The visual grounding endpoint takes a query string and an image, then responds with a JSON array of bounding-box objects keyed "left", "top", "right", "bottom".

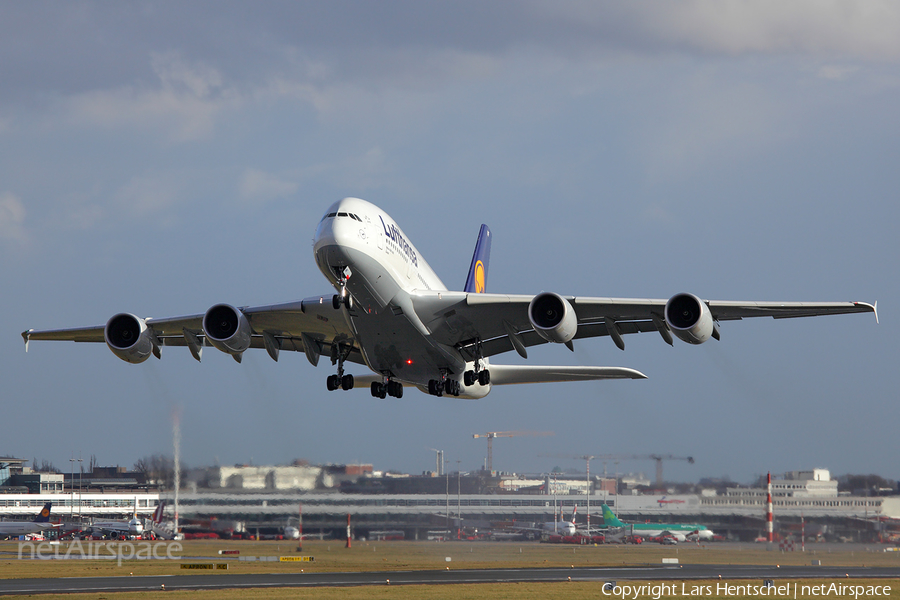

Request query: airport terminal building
[{"left": 2, "top": 464, "right": 897, "bottom": 542}]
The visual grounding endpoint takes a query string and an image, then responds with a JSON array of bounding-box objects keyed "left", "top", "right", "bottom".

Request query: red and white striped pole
[
  {"left": 766, "top": 472, "right": 773, "bottom": 543},
  {"left": 345, "top": 513, "right": 352, "bottom": 548}
]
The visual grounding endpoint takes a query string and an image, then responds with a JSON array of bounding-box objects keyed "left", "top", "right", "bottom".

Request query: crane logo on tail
[{"left": 474, "top": 260, "right": 486, "bottom": 293}]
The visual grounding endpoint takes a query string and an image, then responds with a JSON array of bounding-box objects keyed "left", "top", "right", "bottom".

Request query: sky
[{"left": 1, "top": 1, "right": 896, "bottom": 486}]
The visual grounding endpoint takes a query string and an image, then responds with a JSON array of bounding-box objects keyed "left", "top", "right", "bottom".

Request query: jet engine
[
  {"left": 528, "top": 292, "right": 577, "bottom": 344},
  {"left": 203, "top": 304, "right": 252, "bottom": 355},
  {"left": 664, "top": 293, "right": 714, "bottom": 344},
  {"left": 105, "top": 313, "right": 154, "bottom": 364}
]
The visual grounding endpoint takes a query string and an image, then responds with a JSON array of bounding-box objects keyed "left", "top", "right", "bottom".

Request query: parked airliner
[
  {"left": 22, "top": 197, "right": 877, "bottom": 399},
  {"left": 601, "top": 503, "right": 713, "bottom": 541},
  {"left": 0, "top": 503, "right": 59, "bottom": 538}
]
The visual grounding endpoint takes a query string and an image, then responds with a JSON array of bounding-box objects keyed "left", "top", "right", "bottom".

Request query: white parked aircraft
[
  {"left": 22, "top": 197, "right": 877, "bottom": 399},
  {"left": 85, "top": 517, "right": 144, "bottom": 540},
  {"left": 0, "top": 503, "right": 59, "bottom": 537}
]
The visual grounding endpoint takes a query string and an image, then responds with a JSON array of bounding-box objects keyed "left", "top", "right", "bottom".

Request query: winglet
[
  {"left": 464, "top": 224, "right": 491, "bottom": 294},
  {"left": 855, "top": 301, "right": 878, "bottom": 324},
  {"left": 22, "top": 330, "right": 32, "bottom": 352}
]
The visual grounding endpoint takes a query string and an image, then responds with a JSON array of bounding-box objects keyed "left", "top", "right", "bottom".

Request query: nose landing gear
[{"left": 332, "top": 267, "right": 354, "bottom": 310}]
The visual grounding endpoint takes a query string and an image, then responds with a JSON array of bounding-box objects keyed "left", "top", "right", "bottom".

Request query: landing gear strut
[
  {"left": 326, "top": 343, "right": 354, "bottom": 391},
  {"left": 463, "top": 339, "right": 490, "bottom": 386}
]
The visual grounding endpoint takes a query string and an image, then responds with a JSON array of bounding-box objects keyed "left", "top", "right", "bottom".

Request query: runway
[{"left": 1, "top": 564, "right": 899, "bottom": 595}]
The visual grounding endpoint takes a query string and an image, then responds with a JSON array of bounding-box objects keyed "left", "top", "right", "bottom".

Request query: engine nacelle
[
  {"left": 665, "top": 293, "right": 714, "bottom": 345},
  {"left": 105, "top": 313, "right": 153, "bottom": 364},
  {"left": 203, "top": 304, "right": 252, "bottom": 355},
  {"left": 528, "top": 292, "right": 577, "bottom": 344}
]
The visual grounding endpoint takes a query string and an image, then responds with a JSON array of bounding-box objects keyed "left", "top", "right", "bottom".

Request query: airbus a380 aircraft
[{"left": 22, "top": 197, "right": 876, "bottom": 399}]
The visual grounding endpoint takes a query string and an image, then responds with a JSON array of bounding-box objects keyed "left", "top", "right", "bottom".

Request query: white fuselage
[
  {"left": 0, "top": 522, "right": 56, "bottom": 536},
  {"left": 313, "top": 197, "right": 489, "bottom": 398},
  {"left": 630, "top": 526, "right": 713, "bottom": 541},
  {"left": 542, "top": 521, "right": 577, "bottom": 536},
  {"left": 89, "top": 518, "right": 143, "bottom": 537}
]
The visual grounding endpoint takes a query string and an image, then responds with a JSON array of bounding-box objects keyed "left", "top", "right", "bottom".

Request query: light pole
[
  {"left": 69, "top": 456, "right": 76, "bottom": 519},
  {"left": 444, "top": 459, "right": 450, "bottom": 539},
  {"left": 456, "top": 460, "right": 461, "bottom": 540},
  {"left": 77, "top": 455, "right": 83, "bottom": 520},
  {"left": 585, "top": 455, "right": 593, "bottom": 533}
]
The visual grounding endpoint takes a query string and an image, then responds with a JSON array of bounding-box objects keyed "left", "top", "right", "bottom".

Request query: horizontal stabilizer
[{"left": 487, "top": 364, "right": 647, "bottom": 385}]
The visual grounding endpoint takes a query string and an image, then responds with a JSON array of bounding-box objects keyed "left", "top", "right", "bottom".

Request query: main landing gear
[
  {"left": 427, "top": 376, "right": 462, "bottom": 397},
  {"left": 463, "top": 369, "right": 490, "bottom": 386},
  {"left": 462, "top": 339, "right": 490, "bottom": 386},
  {"left": 327, "top": 373, "right": 354, "bottom": 391},
  {"left": 371, "top": 379, "right": 403, "bottom": 399},
  {"left": 326, "top": 342, "right": 354, "bottom": 391}
]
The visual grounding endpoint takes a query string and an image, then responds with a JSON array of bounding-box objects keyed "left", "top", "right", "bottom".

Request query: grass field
[
  {"left": 1, "top": 540, "right": 899, "bottom": 599},
  {"left": 1, "top": 579, "right": 899, "bottom": 600}
]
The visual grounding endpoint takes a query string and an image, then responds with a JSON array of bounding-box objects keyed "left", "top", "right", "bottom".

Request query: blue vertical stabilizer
[
  {"left": 33, "top": 503, "right": 52, "bottom": 523},
  {"left": 464, "top": 224, "right": 491, "bottom": 294}
]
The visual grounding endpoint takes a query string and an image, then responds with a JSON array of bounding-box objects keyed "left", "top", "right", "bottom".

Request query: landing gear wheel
[
  {"left": 464, "top": 370, "right": 476, "bottom": 386},
  {"left": 443, "top": 379, "right": 461, "bottom": 396},
  {"left": 478, "top": 370, "right": 491, "bottom": 385},
  {"left": 333, "top": 287, "right": 354, "bottom": 310},
  {"left": 388, "top": 380, "right": 403, "bottom": 398},
  {"left": 371, "top": 382, "right": 386, "bottom": 398},
  {"left": 428, "top": 380, "right": 444, "bottom": 397},
  {"left": 327, "top": 374, "right": 340, "bottom": 391},
  {"left": 341, "top": 374, "right": 354, "bottom": 390}
]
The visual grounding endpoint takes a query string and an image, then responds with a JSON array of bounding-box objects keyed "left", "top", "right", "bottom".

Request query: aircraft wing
[
  {"left": 488, "top": 365, "right": 646, "bottom": 384},
  {"left": 22, "top": 296, "right": 364, "bottom": 366},
  {"left": 412, "top": 292, "right": 877, "bottom": 360}
]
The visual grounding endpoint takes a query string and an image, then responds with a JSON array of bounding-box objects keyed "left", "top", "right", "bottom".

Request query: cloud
[
  {"left": 818, "top": 65, "right": 860, "bottom": 80},
  {"left": 239, "top": 169, "right": 299, "bottom": 203},
  {"left": 524, "top": 1, "right": 900, "bottom": 61},
  {"left": 114, "top": 174, "right": 180, "bottom": 218},
  {"left": 63, "top": 52, "right": 241, "bottom": 142},
  {"left": 0, "top": 191, "right": 28, "bottom": 244}
]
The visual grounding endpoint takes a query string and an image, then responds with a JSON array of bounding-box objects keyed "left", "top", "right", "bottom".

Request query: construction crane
[
  {"left": 592, "top": 454, "right": 695, "bottom": 487},
  {"left": 473, "top": 431, "right": 553, "bottom": 473}
]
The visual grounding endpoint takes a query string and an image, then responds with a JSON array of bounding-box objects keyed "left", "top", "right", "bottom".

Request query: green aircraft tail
[{"left": 601, "top": 504, "right": 626, "bottom": 527}]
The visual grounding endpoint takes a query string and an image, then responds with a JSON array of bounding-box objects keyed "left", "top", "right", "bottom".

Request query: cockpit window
[{"left": 321, "top": 211, "right": 362, "bottom": 222}]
